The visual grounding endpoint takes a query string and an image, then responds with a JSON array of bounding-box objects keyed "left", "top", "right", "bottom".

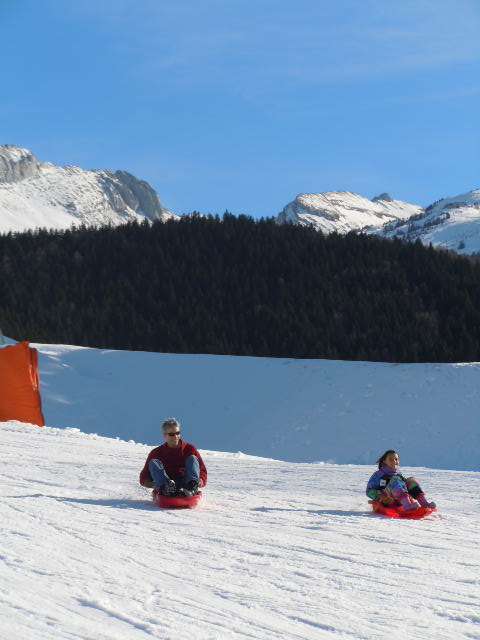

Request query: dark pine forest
[{"left": 2, "top": 214, "right": 480, "bottom": 363}]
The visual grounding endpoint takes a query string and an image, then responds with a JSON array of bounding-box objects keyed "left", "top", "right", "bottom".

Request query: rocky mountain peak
[
  {"left": 112, "top": 170, "right": 167, "bottom": 221},
  {"left": 372, "top": 192, "right": 393, "bottom": 203},
  {"left": 0, "top": 145, "right": 41, "bottom": 184},
  {"left": 277, "top": 191, "right": 421, "bottom": 235},
  {"left": 0, "top": 145, "right": 176, "bottom": 233}
]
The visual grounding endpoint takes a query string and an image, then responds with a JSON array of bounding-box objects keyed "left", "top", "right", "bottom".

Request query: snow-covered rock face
[
  {"left": 381, "top": 189, "right": 480, "bottom": 255},
  {"left": 0, "top": 145, "right": 177, "bottom": 233},
  {"left": 277, "top": 191, "right": 422, "bottom": 234},
  {"left": 112, "top": 170, "right": 167, "bottom": 221},
  {"left": 0, "top": 145, "right": 40, "bottom": 184}
]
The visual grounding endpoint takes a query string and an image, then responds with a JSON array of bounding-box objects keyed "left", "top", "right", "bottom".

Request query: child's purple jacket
[{"left": 366, "top": 464, "right": 397, "bottom": 499}]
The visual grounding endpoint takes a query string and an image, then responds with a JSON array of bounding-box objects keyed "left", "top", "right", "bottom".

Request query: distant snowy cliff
[
  {"left": 277, "top": 188, "right": 480, "bottom": 255},
  {"left": 0, "top": 146, "right": 40, "bottom": 183},
  {"left": 0, "top": 145, "right": 176, "bottom": 233},
  {"left": 381, "top": 189, "right": 480, "bottom": 255},
  {"left": 2, "top": 144, "right": 479, "bottom": 256},
  {"left": 277, "top": 191, "right": 421, "bottom": 234}
]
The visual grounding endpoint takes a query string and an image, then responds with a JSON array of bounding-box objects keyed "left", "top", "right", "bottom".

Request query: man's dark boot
[
  {"left": 161, "top": 479, "right": 176, "bottom": 496},
  {"left": 179, "top": 480, "right": 199, "bottom": 497}
]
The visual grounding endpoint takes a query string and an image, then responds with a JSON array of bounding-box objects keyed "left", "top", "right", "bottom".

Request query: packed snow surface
[
  {"left": 32, "top": 342, "right": 480, "bottom": 472},
  {"left": 0, "top": 421, "right": 479, "bottom": 640}
]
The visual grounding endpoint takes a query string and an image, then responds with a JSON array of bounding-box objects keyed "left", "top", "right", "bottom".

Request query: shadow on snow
[
  {"left": 9, "top": 494, "right": 157, "bottom": 511},
  {"left": 252, "top": 506, "right": 372, "bottom": 518}
]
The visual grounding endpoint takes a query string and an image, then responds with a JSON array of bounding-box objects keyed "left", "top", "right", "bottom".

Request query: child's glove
[
  {"left": 378, "top": 490, "right": 395, "bottom": 505},
  {"left": 367, "top": 489, "right": 394, "bottom": 504}
]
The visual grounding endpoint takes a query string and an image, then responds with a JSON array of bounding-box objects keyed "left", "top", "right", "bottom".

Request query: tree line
[{"left": 1, "top": 213, "right": 480, "bottom": 362}]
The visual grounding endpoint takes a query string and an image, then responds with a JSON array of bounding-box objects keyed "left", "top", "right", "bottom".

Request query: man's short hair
[{"left": 161, "top": 417, "right": 181, "bottom": 432}]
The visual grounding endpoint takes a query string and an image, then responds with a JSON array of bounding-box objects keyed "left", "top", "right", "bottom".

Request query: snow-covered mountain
[
  {"left": 277, "top": 191, "right": 422, "bottom": 234},
  {"left": 3, "top": 143, "right": 479, "bottom": 256},
  {"left": 276, "top": 188, "right": 480, "bottom": 256},
  {"left": 0, "top": 145, "right": 176, "bottom": 233},
  {"left": 381, "top": 188, "right": 480, "bottom": 255}
]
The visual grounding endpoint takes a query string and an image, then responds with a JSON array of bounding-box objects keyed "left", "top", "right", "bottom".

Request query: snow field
[
  {"left": 34, "top": 343, "right": 480, "bottom": 471},
  {"left": 1, "top": 422, "right": 479, "bottom": 640}
]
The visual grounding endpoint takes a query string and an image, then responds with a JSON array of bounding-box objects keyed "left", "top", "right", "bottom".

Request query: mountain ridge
[
  {"left": 0, "top": 145, "right": 176, "bottom": 233},
  {"left": 381, "top": 188, "right": 480, "bottom": 255},
  {"left": 276, "top": 187, "right": 480, "bottom": 255},
  {"left": 2, "top": 144, "right": 479, "bottom": 255},
  {"left": 276, "top": 191, "right": 422, "bottom": 234}
]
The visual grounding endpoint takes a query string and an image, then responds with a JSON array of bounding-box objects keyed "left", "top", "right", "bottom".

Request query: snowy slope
[
  {"left": 277, "top": 192, "right": 422, "bottom": 234},
  {"left": 382, "top": 189, "right": 480, "bottom": 255},
  {"left": 27, "top": 342, "right": 480, "bottom": 472},
  {"left": 0, "top": 145, "right": 176, "bottom": 233},
  {"left": 0, "top": 421, "right": 479, "bottom": 640}
]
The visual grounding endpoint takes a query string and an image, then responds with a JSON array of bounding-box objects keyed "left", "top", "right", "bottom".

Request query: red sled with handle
[
  {"left": 153, "top": 489, "right": 203, "bottom": 509},
  {"left": 371, "top": 501, "right": 436, "bottom": 519}
]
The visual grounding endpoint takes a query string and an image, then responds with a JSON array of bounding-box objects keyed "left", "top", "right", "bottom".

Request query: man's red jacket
[{"left": 139, "top": 439, "right": 207, "bottom": 487}]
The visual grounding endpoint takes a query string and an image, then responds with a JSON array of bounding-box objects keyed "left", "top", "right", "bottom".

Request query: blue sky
[{"left": 1, "top": 0, "right": 479, "bottom": 216}]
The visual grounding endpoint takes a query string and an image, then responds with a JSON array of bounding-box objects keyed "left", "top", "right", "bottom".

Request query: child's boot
[
  {"left": 417, "top": 493, "right": 436, "bottom": 509},
  {"left": 400, "top": 494, "right": 421, "bottom": 511}
]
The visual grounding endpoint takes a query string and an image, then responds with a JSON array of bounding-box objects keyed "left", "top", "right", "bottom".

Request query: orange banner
[{"left": 0, "top": 342, "right": 45, "bottom": 426}]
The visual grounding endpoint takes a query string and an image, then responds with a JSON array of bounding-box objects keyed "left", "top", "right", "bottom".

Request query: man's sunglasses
[{"left": 166, "top": 431, "right": 181, "bottom": 436}]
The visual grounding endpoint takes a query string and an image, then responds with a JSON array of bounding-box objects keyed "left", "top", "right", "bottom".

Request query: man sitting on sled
[{"left": 139, "top": 418, "right": 207, "bottom": 497}]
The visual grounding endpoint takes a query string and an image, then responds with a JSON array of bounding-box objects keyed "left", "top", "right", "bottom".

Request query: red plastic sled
[
  {"left": 371, "top": 501, "right": 436, "bottom": 519},
  {"left": 153, "top": 490, "right": 203, "bottom": 509}
]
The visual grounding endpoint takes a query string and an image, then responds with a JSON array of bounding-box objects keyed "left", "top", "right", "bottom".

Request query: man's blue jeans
[{"left": 148, "top": 455, "right": 200, "bottom": 489}]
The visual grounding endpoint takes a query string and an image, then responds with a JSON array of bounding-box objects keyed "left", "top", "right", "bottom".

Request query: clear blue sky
[{"left": 1, "top": 0, "right": 479, "bottom": 216}]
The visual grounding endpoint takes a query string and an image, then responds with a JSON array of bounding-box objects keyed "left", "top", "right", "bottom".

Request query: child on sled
[{"left": 366, "top": 450, "right": 436, "bottom": 512}]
